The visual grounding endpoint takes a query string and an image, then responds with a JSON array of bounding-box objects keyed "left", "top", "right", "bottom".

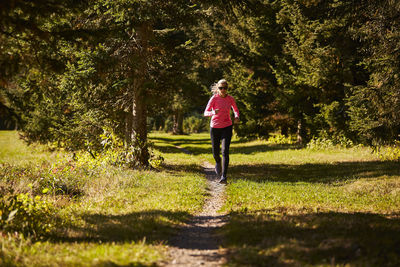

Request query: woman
[{"left": 204, "top": 79, "right": 239, "bottom": 183}]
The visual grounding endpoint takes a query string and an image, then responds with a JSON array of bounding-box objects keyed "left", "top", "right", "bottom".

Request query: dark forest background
[{"left": 1, "top": 0, "right": 399, "bottom": 166}]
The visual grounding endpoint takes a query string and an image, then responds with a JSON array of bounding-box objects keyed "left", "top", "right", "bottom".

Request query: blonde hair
[{"left": 211, "top": 79, "right": 228, "bottom": 95}]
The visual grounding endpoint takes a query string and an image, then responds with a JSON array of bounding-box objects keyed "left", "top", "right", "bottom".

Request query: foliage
[
  {"left": 183, "top": 114, "right": 209, "bottom": 134},
  {"left": 266, "top": 133, "right": 295, "bottom": 145},
  {"left": 0, "top": 192, "right": 55, "bottom": 238},
  {"left": 1, "top": 0, "right": 202, "bottom": 168},
  {"left": 0, "top": 161, "right": 87, "bottom": 198},
  {"left": 2, "top": 0, "right": 400, "bottom": 164},
  {"left": 346, "top": 0, "right": 400, "bottom": 144},
  {"left": 163, "top": 117, "right": 174, "bottom": 133},
  {"left": 39, "top": 161, "right": 84, "bottom": 197},
  {"left": 99, "top": 127, "right": 164, "bottom": 169},
  {"left": 374, "top": 141, "right": 400, "bottom": 161},
  {"left": 306, "top": 132, "right": 354, "bottom": 150}
]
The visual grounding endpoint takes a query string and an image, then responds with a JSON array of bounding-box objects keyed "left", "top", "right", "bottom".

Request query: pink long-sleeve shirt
[{"left": 204, "top": 94, "right": 239, "bottom": 128}]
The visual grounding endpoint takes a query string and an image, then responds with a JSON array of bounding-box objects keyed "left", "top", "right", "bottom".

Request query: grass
[
  {"left": 0, "top": 131, "right": 58, "bottom": 165},
  {"left": 0, "top": 130, "right": 207, "bottom": 266},
  {"left": 2, "top": 130, "right": 400, "bottom": 266},
  {"left": 220, "top": 135, "right": 400, "bottom": 266},
  {"left": 150, "top": 132, "right": 400, "bottom": 265}
]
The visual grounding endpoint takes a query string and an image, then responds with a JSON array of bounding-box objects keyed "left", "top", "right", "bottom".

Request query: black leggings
[{"left": 210, "top": 125, "right": 233, "bottom": 177}]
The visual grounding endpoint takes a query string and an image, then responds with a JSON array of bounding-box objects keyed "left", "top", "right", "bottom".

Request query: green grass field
[
  {"left": 0, "top": 131, "right": 206, "bottom": 266},
  {"left": 224, "top": 137, "right": 400, "bottom": 266},
  {"left": 2, "top": 130, "right": 400, "bottom": 266},
  {"left": 152, "top": 132, "right": 400, "bottom": 266}
]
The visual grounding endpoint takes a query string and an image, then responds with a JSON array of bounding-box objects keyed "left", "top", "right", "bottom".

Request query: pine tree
[
  {"left": 2, "top": 0, "right": 201, "bottom": 167},
  {"left": 346, "top": 0, "right": 400, "bottom": 144}
]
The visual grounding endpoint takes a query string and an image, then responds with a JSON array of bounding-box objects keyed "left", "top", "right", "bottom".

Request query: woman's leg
[
  {"left": 221, "top": 125, "right": 233, "bottom": 178},
  {"left": 210, "top": 127, "right": 222, "bottom": 166}
]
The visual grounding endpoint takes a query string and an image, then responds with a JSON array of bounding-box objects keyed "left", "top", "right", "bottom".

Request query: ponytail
[{"left": 210, "top": 79, "right": 228, "bottom": 95}]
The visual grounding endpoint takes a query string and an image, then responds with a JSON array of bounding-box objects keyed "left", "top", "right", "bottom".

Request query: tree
[
  {"left": 191, "top": 1, "right": 282, "bottom": 139},
  {"left": 2, "top": 0, "right": 201, "bottom": 167},
  {"left": 346, "top": 0, "right": 400, "bottom": 144},
  {"left": 272, "top": 0, "right": 363, "bottom": 143}
]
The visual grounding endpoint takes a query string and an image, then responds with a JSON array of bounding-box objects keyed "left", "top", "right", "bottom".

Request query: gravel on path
[{"left": 161, "top": 161, "right": 228, "bottom": 266}]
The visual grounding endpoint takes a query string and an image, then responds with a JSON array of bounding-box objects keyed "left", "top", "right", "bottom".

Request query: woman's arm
[
  {"left": 230, "top": 96, "right": 239, "bottom": 119},
  {"left": 204, "top": 96, "right": 216, "bottom": 117}
]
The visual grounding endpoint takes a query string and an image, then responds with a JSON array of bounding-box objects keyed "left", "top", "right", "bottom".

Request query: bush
[
  {"left": 164, "top": 117, "right": 174, "bottom": 132},
  {"left": 183, "top": 115, "right": 208, "bottom": 133},
  {"left": 0, "top": 192, "right": 56, "bottom": 238},
  {"left": 307, "top": 132, "right": 354, "bottom": 150},
  {"left": 0, "top": 162, "right": 85, "bottom": 198},
  {"left": 374, "top": 141, "right": 400, "bottom": 161},
  {"left": 266, "top": 134, "right": 295, "bottom": 145},
  {"left": 98, "top": 127, "right": 164, "bottom": 168}
]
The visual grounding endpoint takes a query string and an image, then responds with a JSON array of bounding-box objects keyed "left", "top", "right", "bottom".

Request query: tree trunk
[
  {"left": 172, "top": 110, "right": 184, "bottom": 135},
  {"left": 125, "top": 111, "right": 133, "bottom": 147},
  {"left": 132, "top": 88, "right": 149, "bottom": 167},
  {"left": 128, "top": 23, "right": 152, "bottom": 168},
  {"left": 296, "top": 118, "right": 305, "bottom": 145}
]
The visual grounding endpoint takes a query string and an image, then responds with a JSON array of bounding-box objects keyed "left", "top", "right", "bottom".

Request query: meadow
[
  {"left": 224, "top": 143, "right": 400, "bottom": 266},
  {"left": 0, "top": 131, "right": 206, "bottom": 266},
  {"left": 1, "top": 130, "right": 400, "bottom": 266},
  {"left": 151, "top": 132, "right": 400, "bottom": 266}
]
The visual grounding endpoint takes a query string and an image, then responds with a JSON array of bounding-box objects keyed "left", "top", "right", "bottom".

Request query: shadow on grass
[
  {"left": 162, "top": 163, "right": 203, "bottom": 174},
  {"left": 230, "top": 143, "right": 300, "bottom": 154},
  {"left": 222, "top": 210, "right": 400, "bottom": 266},
  {"left": 230, "top": 161, "right": 400, "bottom": 183},
  {"left": 150, "top": 136, "right": 209, "bottom": 144},
  {"left": 51, "top": 210, "right": 190, "bottom": 244},
  {"left": 151, "top": 136, "right": 298, "bottom": 155}
]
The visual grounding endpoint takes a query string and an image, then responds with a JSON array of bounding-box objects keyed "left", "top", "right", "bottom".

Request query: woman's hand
[{"left": 234, "top": 118, "right": 240, "bottom": 124}]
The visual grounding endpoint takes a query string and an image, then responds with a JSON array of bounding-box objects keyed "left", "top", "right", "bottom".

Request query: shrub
[
  {"left": 183, "top": 115, "right": 208, "bottom": 133},
  {"left": 374, "top": 141, "right": 400, "bottom": 161},
  {"left": 164, "top": 117, "right": 174, "bottom": 132},
  {"left": 266, "top": 134, "right": 295, "bottom": 145},
  {"left": 96, "top": 127, "right": 164, "bottom": 168},
  {"left": 307, "top": 132, "right": 354, "bottom": 150},
  {"left": 0, "top": 192, "right": 56, "bottom": 238},
  {"left": 39, "top": 172, "right": 84, "bottom": 197},
  {"left": 0, "top": 162, "right": 85, "bottom": 198}
]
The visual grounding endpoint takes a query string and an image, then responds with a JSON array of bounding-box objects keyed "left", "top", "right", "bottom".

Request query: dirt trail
[{"left": 161, "top": 148, "right": 228, "bottom": 266}]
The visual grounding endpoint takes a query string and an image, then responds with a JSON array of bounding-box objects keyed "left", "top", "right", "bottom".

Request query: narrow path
[{"left": 162, "top": 145, "right": 228, "bottom": 266}]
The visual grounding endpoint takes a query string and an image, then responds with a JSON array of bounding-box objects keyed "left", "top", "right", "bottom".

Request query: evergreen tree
[
  {"left": 2, "top": 0, "right": 200, "bottom": 167},
  {"left": 273, "top": 0, "right": 360, "bottom": 142},
  {"left": 346, "top": 0, "right": 400, "bottom": 144}
]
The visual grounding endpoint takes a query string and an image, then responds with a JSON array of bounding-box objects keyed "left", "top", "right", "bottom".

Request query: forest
[
  {"left": 1, "top": 0, "right": 400, "bottom": 167},
  {"left": 2, "top": 1, "right": 400, "bottom": 266}
]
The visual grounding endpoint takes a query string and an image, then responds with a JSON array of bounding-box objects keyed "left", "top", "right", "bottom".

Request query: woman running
[{"left": 204, "top": 79, "right": 240, "bottom": 183}]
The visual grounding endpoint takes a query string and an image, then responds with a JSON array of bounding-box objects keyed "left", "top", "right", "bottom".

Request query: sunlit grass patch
[
  {"left": 149, "top": 131, "right": 214, "bottom": 164},
  {"left": 0, "top": 131, "right": 59, "bottom": 165},
  {"left": 1, "top": 235, "right": 163, "bottom": 266},
  {"left": 224, "top": 177, "right": 400, "bottom": 214}
]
